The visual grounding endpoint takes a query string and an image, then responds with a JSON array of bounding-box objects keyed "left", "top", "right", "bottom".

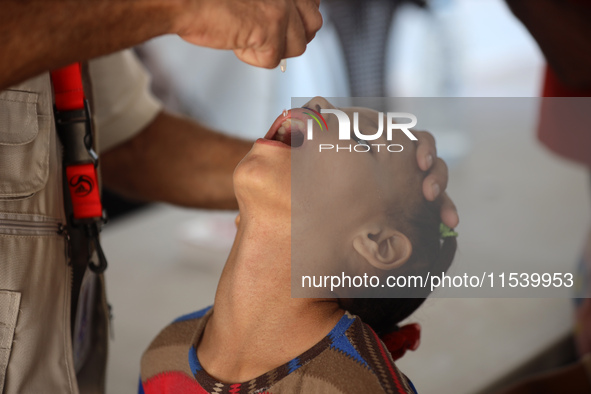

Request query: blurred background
[{"left": 102, "top": 0, "right": 590, "bottom": 392}]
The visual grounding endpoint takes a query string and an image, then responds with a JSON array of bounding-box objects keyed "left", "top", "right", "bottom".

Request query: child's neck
[{"left": 196, "top": 216, "right": 343, "bottom": 384}]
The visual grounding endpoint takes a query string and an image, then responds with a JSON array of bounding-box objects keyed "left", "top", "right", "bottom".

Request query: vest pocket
[
  {"left": 0, "top": 290, "right": 21, "bottom": 393},
  {"left": 0, "top": 224, "right": 74, "bottom": 393},
  {"left": 0, "top": 89, "right": 49, "bottom": 200}
]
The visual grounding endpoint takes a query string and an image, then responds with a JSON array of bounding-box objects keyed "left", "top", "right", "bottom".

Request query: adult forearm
[
  {"left": 506, "top": 0, "right": 591, "bottom": 88},
  {"left": 100, "top": 111, "right": 252, "bottom": 210},
  {"left": 1, "top": 0, "right": 322, "bottom": 89},
  {"left": 0, "top": 0, "right": 181, "bottom": 90}
]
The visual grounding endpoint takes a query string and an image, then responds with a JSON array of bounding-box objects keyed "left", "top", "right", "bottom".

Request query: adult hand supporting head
[
  {"left": 174, "top": 0, "right": 323, "bottom": 68},
  {"left": 414, "top": 131, "right": 459, "bottom": 229}
]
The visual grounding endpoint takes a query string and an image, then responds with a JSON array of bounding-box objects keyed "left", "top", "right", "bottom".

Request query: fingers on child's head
[
  {"left": 414, "top": 130, "right": 437, "bottom": 171},
  {"left": 440, "top": 194, "right": 459, "bottom": 228},
  {"left": 422, "top": 158, "right": 448, "bottom": 201}
]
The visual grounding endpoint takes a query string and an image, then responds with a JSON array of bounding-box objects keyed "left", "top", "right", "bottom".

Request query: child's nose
[{"left": 305, "top": 96, "right": 334, "bottom": 112}]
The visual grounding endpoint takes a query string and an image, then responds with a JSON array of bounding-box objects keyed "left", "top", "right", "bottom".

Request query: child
[{"left": 139, "top": 97, "right": 457, "bottom": 394}]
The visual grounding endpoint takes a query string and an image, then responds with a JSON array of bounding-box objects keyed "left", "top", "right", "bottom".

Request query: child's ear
[{"left": 353, "top": 228, "right": 412, "bottom": 271}]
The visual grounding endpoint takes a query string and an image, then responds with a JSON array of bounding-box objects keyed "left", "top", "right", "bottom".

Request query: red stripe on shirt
[{"left": 370, "top": 329, "right": 407, "bottom": 394}]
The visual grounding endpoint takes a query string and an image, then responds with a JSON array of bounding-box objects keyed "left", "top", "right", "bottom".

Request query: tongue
[
  {"left": 286, "top": 129, "right": 304, "bottom": 147},
  {"left": 274, "top": 127, "right": 305, "bottom": 147}
]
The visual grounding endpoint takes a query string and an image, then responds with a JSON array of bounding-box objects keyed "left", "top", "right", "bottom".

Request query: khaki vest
[{"left": 0, "top": 72, "right": 109, "bottom": 394}]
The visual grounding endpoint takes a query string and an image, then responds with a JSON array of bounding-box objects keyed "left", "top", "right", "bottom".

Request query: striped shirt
[{"left": 140, "top": 307, "right": 417, "bottom": 394}]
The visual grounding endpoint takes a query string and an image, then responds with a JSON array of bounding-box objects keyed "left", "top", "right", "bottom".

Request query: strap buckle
[
  {"left": 82, "top": 219, "right": 109, "bottom": 274},
  {"left": 55, "top": 99, "right": 108, "bottom": 274},
  {"left": 55, "top": 100, "right": 97, "bottom": 167}
]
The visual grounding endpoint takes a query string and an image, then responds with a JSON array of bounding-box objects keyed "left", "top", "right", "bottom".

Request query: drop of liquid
[
  {"left": 282, "top": 109, "right": 288, "bottom": 118},
  {"left": 280, "top": 59, "right": 287, "bottom": 73}
]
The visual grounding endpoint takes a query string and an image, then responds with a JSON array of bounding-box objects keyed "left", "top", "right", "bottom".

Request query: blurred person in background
[
  {"left": 490, "top": 0, "right": 591, "bottom": 391},
  {"left": 130, "top": 0, "right": 449, "bottom": 138}
]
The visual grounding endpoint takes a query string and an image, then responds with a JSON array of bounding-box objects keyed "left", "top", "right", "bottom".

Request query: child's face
[
  {"left": 292, "top": 98, "right": 423, "bottom": 237},
  {"left": 234, "top": 97, "right": 424, "bottom": 240}
]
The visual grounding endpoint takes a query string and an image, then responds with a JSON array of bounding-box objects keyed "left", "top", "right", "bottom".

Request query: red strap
[
  {"left": 50, "top": 63, "right": 85, "bottom": 111},
  {"left": 51, "top": 63, "right": 103, "bottom": 220},
  {"left": 381, "top": 323, "right": 421, "bottom": 361},
  {"left": 65, "top": 164, "right": 103, "bottom": 219}
]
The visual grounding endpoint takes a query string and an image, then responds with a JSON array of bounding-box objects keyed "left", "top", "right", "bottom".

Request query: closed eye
[
  {"left": 352, "top": 133, "right": 370, "bottom": 149},
  {"left": 351, "top": 132, "right": 362, "bottom": 144}
]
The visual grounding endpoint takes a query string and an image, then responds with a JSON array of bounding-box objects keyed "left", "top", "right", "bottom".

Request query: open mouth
[{"left": 265, "top": 110, "right": 307, "bottom": 148}]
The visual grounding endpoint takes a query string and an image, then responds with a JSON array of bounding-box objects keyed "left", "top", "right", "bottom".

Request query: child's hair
[{"left": 338, "top": 198, "right": 457, "bottom": 337}]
